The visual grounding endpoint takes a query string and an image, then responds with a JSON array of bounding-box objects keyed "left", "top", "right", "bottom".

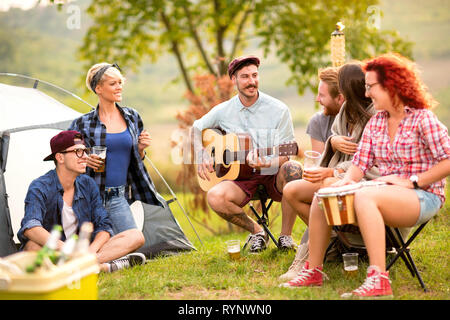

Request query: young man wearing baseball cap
[
  {"left": 192, "top": 55, "right": 303, "bottom": 253},
  {"left": 18, "top": 130, "right": 146, "bottom": 272}
]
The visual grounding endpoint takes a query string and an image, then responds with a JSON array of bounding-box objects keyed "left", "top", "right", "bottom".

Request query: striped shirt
[
  {"left": 69, "top": 104, "right": 162, "bottom": 207},
  {"left": 352, "top": 107, "right": 450, "bottom": 204}
]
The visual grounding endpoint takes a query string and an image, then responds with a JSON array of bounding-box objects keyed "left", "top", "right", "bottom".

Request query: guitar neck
[{"left": 233, "top": 146, "right": 290, "bottom": 161}]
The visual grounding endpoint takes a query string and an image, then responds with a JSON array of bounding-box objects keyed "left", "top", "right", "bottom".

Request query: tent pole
[{"left": 144, "top": 155, "right": 203, "bottom": 245}]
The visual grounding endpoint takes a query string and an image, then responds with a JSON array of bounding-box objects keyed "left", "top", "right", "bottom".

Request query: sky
[{"left": 0, "top": 0, "right": 52, "bottom": 11}]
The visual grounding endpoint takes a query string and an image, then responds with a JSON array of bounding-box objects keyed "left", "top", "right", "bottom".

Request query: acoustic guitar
[{"left": 197, "top": 129, "right": 299, "bottom": 191}]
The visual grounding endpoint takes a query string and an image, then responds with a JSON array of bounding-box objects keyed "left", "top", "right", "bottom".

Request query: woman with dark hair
[
  {"left": 279, "top": 62, "right": 378, "bottom": 281},
  {"left": 281, "top": 53, "right": 450, "bottom": 298}
]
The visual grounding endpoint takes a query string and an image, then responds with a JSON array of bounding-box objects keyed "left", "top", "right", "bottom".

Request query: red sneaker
[
  {"left": 349, "top": 266, "right": 393, "bottom": 298},
  {"left": 280, "top": 261, "right": 327, "bottom": 288}
]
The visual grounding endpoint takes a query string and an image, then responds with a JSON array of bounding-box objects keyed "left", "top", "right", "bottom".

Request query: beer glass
[
  {"left": 225, "top": 240, "right": 241, "bottom": 261},
  {"left": 304, "top": 150, "right": 321, "bottom": 172},
  {"left": 91, "top": 146, "right": 107, "bottom": 173},
  {"left": 342, "top": 252, "right": 359, "bottom": 277}
]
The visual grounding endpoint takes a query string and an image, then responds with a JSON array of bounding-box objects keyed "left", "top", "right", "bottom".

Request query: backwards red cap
[{"left": 43, "top": 130, "right": 84, "bottom": 161}]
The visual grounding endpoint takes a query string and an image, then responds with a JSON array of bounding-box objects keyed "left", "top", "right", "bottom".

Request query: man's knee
[
  {"left": 120, "top": 229, "right": 145, "bottom": 251},
  {"left": 207, "top": 187, "right": 225, "bottom": 210}
]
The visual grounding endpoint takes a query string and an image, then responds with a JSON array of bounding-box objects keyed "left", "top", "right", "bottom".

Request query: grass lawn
[{"left": 97, "top": 186, "right": 450, "bottom": 300}]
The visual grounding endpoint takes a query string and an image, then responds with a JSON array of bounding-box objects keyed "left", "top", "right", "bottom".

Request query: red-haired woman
[{"left": 281, "top": 53, "right": 450, "bottom": 298}]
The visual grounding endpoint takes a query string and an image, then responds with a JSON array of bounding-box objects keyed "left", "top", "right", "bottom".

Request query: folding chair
[
  {"left": 326, "top": 222, "right": 429, "bottom": 292},
  {"left": 243, "top": 185, "right": 280, "bottom": 249},
  {"left": 385, "top": 222, "right": 429, "bottom": 292}
]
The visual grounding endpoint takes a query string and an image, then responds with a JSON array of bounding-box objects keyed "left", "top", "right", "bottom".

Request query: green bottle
[
  {"left": 26, "top": 225, "right": 62, "bottom": 273},
  {"left": 57, "top": 234, "right": 78, "bottom": 266}
]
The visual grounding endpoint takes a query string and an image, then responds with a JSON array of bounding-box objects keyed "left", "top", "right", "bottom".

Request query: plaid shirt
[
  {"left": 69, "top": 104, "right": 162, "bottom": 207},
  {"left": 352, "top": 107, "right": 449, "bottom": 204}
]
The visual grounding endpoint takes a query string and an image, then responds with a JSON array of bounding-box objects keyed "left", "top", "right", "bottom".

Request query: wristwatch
[{"left": 410, "top": 175, "right": 420, "bottom": 189}]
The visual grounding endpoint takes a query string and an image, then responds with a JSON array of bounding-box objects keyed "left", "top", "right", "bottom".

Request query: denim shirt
[{"left": 18, "top": 169, "right": 114, "bottom": 247}]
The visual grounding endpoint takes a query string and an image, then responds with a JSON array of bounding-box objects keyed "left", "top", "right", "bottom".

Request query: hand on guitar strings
[
  {"left": 197, "top": 148, "right": 214, "bottom": 181},
  {"left": 246, "top": 149, "right": 272, "bottom": 169}
]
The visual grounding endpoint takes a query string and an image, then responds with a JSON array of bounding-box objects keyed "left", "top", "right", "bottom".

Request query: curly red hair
[{"left": 362, "top": 53, "right": 438, "bottom": 110}]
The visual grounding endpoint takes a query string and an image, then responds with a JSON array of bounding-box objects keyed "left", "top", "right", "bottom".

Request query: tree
[
  {"left": 75, "top": 0, "right": 414, "bottom": 230},
  {"left": 79, "top": 0, "right": 413, "bottom": 96}
]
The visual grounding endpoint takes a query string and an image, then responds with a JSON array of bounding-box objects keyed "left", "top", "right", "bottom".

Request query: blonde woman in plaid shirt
[
  {"left": 69, "top": 63, "right": 162, "bottom": 263},
  {"left": 281, "top": 53, "right": 450, "bottom": 298}
]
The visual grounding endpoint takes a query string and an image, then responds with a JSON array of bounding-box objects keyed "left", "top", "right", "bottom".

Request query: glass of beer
[
  {"left": 91, "top": 146, "right": 107, "bottom": 173},
  {"left": 304, "top": 150, "right": 321, "bottom": 172},
  {"left": 226, "top": 240, "right": 241, "bottom": 261},
  {"left": 342, "top": 252, "right": 359, "bottom": 277}
]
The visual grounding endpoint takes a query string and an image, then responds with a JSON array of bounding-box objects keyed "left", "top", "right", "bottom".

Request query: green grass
[{"left": 97, "top": 187, "right": 450, "bottom": 300}]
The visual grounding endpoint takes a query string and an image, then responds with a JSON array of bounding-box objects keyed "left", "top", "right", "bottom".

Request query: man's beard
[{"left": 238, "top": 84, "right": 258, "bottom": 99}]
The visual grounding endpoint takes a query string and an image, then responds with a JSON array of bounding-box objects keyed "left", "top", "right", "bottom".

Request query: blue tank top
[{"left": 105, "top": 128, "right": 132, "bottom": 187}]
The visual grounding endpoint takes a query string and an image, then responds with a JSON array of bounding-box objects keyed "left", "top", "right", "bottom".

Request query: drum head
[{"left": 317, "top": 183, "right": 361, "bottom": 197}]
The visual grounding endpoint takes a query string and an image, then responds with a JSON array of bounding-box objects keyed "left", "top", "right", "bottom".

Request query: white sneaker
[
  {"left": 278, "top": 235, "right": 296, "bottom": 250},
  {"left": 108, "top": 252, "right": 146, "bottom": 272},
  {"left": 279, "top": 242, "right": 309, "bottom": 281},
  {"left": 246, "top": 231, "right": 268, "bottom": 253}
]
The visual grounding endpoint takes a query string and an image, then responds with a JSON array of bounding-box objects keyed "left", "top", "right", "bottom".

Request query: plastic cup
[
  {"left": 304, "top": 150, "right": 321, "bottom": 171},
  {"left": 91, "top": 146, "right": 107, "bottom": 172},
  {"left": 225, "top": 240, "right": 241, "bottom": 261},
  {"left": 342, "top": 252, "right": 359, "bottom": 277}
]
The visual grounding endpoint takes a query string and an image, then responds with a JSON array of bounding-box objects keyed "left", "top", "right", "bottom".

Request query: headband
[{"left": 89, "top": 63, "right": 122, "bottom": 94}]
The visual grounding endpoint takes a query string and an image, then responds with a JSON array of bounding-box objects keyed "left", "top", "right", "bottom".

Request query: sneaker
[
  {"left": 279, "top": 242, "right": 309, "bottom": 281},
  {"left": 279, "top": 261, "right": 328, "bottom": 288},
  {"left": 108, "top": 252, "right": 146, "bottom": 272},
  {"left": 246, "top": 231, "right": 268, "bottom": 253},
  {"left": 342, "top": 265, "right": 393, "bottom": 298},
  {"left": 278, "top": 235, "right": 296, "bottom": 250}
]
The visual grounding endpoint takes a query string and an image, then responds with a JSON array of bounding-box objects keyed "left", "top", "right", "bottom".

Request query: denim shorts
[
  {"left": 414, "top": 189, "right": 442, "bottom": 226},
  {"left": 104, "top": 185, "right": 137, "bottom": 235}
]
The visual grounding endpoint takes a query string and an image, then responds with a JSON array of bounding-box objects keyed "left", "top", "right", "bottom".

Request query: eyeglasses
[
  {"left": 59, "top": 148, "right": 88, "bottom": 158},
  {"left": 365, "top": 82, "right": 380, "bottom": 92}
]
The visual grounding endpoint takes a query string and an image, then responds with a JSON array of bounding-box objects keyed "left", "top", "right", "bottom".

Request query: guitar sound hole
[{"left": 223, "top": 149, "right": 232, "bottom": 165}]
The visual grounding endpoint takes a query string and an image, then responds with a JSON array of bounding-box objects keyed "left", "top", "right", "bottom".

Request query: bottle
[
  {"left": 57, "top": 234, "right": 78, "bottom": 266},
  {"left": 26, "top": 225, "right": 62, "bottom": 273},
  {"left": 73, "top": 222, "right": 93, "bottom": 257}
]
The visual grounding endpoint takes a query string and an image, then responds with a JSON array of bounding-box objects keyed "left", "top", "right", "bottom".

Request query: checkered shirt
[
  {"left": 352, "top": 107, "right": 449, "bottom": 204},
  {"left": 69, "top": 104, "right": 162, "bottom": 207}
]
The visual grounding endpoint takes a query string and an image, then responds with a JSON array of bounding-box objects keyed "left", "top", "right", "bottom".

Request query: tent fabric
[
  {"left": 0, "top": 133, "right": 17, "bottom": 257},
  {"left": 0, "top": 80, "right": 196, "bottom": 258}
]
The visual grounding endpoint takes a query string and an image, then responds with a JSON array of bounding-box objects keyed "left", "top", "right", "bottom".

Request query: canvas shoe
[
  {"left": 279, "top": 261, "right": 328, "bottom": 288},
  {"left": 108, "top": 252, "right": 146, "bottom": 272},
  {"left": 246, "top": 231, "right": 268, "bottom": 253},
  {"left": 279, "top": 242, "right": 309, "bottom": 281},
  {"left": 342, "top": 265, "right": 393, "bottom": 298},
  {"left": 277, "top": 235, "right": 296, "bottom": 250}
]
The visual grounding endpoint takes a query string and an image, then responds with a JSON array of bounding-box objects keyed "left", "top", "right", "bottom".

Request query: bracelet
[{"left": 141, "top": 150, "right": 147, "bottom": 160}]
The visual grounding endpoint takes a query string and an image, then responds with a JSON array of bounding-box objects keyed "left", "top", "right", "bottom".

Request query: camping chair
[
  {"left": 326, "top": 222, "right": 429, "bottom": 292},
  {"left": 243, "top": 185, "right": 280, "bottom": 250}
]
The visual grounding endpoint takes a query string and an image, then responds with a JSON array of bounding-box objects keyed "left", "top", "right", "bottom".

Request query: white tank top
[{"left": 62, "top": 201, "right": 78, "bottom": 238}]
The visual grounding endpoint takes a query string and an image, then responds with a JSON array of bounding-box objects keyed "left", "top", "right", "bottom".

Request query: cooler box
[{"left": 0, "top": 251, "right": 99, "bottom": 300}]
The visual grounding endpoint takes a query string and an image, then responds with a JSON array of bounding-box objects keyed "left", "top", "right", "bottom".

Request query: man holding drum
[{"left": 281, "top": 53, "right": 450, "bottom": 298}]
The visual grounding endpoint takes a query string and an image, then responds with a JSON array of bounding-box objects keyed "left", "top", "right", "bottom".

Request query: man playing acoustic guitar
[{"left": 192, "top": 55, "right": 303, "bottom": 253}]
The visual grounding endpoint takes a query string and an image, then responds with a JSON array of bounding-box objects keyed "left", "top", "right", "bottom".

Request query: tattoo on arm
[
  {"left": 216, "top": 212, "right": 256, "bottom": 233},
  {"left": 282, "top": 162, "right": 303, "bottom": 183}
]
